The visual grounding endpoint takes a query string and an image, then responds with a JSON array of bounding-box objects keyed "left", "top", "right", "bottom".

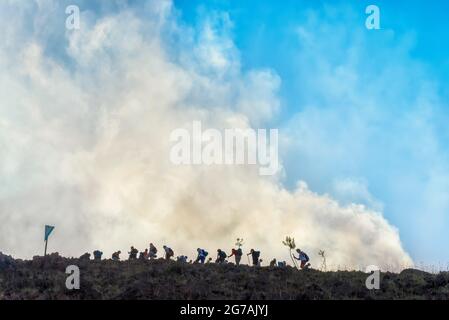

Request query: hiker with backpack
[
  {"left": 247, "top": 249, "right": 261, "bottom": 266},
  {"left": 194, "top": 248, "right": 208, "bottom": 264},
  {"left": 216, "top": 249, "right": 227, "bottom": 264},
  {"left": 112, "top": 251, "right": 121, "bottom": 261},
  {"left": 294, "top": 249, "right": 311, "bottom": 269},
  {"left": 149, "top": 243, "right": 157, "bottom": 259},
  {"left": 128, "top": 246, "right": 138, "bottom": 260},
  {"left": 79, "top": 252, "right": 91, "bottom": 260},
  {"left": 163, "top": 245, "right": 174, "bottom": 260},
  {"left": 139, "top": 249, "right": 149, "bottom": 260},
  {"left": 93, "top": 250, "right": 103, "bottom": 261},
  {"left": 228, "top": 248, "right": 243, "bottom": 265},
  {"left": 278, "top": 261, "right": 287, "bottom": 267}
]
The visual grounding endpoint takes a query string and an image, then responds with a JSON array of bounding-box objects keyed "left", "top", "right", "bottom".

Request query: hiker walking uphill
[
  {"left": 79, "top": 253, "right": 91, "bottom": 260},
  {"left": 149, "top": 243, "right": 157, "bottom": 259},
  {"left": 228, "top": 248, "right": 243, "bottom": 265},
  {"left": 93, "top": 250, "right": 103, "bottom": 261},
  {"left": 112, "top": 251, "right": 121, "bottom": 261},
  {"left": 216, "top": 249, "right": 227, "bottom": 264},
  {"left": 247, "top": 249, "right": 261, "bottom": 266},
  {"left": 194, "top": 248, "right": 208, "bottom": 264},
  {"left": 139, "top": 249, "right": 149, "bottom": 260},
  {"left": 294, "top": 249, "right": 311, "bottom": 269},
  {"left": 129, "top": 246, "right": 138, "bottom": 260},
  {"left": 163, "top": 245, "right": 174, "bottom": 260}
]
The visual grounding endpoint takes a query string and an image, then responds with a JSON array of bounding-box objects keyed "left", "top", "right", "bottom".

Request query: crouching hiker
[
  {"left": 270, "top": 258, "right": 277, "bottom": 267},
  {"left": 139, "top": 249, "right": 149, "bottom": 260},
  {"left": 247, "top": 249, "right": 261, "bottom": 266},
  {"left": 177, "top": 255, "right": 188, "bottom": 263},
  {"left": 216, "top": 249, "right": 227, "bottom": 264},
  {"left": 93, "top": 250, "right": 103, "bottom": 261},
  {"left": 228, "top": 248, "right": 243, "bottom": 266},
  {"left": 278, "top": 261, "right": 287, "bottom": 267},
  {"left": 79, "top": 253, "right": 91, "bottom": 260},
  {"left": 294, "top": 249, "right": 311, "bottom": 269},
  {"left": 128, "top": 246, "right": 138, "bottom": 260},
  {"left": 112, "top": 251, "right": 121, "bottom": 261},
  {"left": 163, "top": 245, "right": 174, "bottom": 260},
  {"left": 149, "top": 243, "right": 158, "bottom": 259},
  {"left": 194, "top": 248, "right": 208, "bottom": 264}
]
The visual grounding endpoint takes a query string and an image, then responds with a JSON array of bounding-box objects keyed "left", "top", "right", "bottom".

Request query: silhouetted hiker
[
  {"left": 149, "top": 243, "right": 157, "bottom": 259},
  {"left": 206, "top": 257, "right": 213, "bottom": 264},
  {"left": 228, "top": 248, "right": 243, "bottom": 266},
  {"left": 163, "top": 245, "right": 174, "bottom": 260},
  {"left": 216, "top": 249, "right": 227, "bottom": 264},
  {"left": 247, "top": 249, "right": 261, "bottom": 266},
  {"left": 0, "top": 252, "right": 14, "bottom": 269},
  {"left": 139, "top": 249, "right": 149, "bottom": 260},
  {"left": 79, "top": 253, "right": 91, "bottom": 260},
  {"left": 294, "top": 249, "right": 311, "bottom": 269},
  {"left": 270, "top": 258, "right": 277, "bottom": 267},
  {"left": 93, "top": 250, "right": 103, "bottom": 261},
  {"left": 177, "top": 255, "right": 188, "bottom": 263},
  {"left": 194, "top": 248, "right": 208, "bottom": 264},
  {"left": 112, "top": 251, "right": 121, "bottom": 261},
  {"left": 129, "top": 246, "right": 138, "bottom": 260}
]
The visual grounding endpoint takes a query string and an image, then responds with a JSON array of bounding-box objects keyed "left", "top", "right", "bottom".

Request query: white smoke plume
[{"left": 0, "top": 0, "right": 412, "bottom": 270}]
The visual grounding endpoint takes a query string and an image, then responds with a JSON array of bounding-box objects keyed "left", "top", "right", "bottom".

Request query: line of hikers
[{"left": 81, "top": 244, "right": 311, "bottom": 269}]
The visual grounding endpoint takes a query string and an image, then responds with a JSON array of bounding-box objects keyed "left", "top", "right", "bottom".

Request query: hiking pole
[{"left": 44, "top": 239, "right": 48, "bottom": 256}]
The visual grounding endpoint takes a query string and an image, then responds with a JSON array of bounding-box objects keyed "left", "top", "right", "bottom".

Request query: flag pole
[{"left": 44, "top": 225, "right": 55, "bottom": 257}]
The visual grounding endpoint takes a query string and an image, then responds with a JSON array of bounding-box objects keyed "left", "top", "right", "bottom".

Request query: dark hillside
[{"left": 1, "top": 253, "right": 449, "bottom": 300}]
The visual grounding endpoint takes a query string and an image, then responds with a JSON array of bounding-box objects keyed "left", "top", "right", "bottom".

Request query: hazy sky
[{"left": 1, "top": 0, "right": 448, "bottom": 267}]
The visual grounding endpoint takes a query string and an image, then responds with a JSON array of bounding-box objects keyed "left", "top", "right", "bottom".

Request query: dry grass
[{"left": 1, "top": 253, "right": 449, "bottom": 300}]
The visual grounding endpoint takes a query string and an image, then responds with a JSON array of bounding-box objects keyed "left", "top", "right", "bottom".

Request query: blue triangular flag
[{"left": 44, "top": 225, "right": 55, "bottom": 241}]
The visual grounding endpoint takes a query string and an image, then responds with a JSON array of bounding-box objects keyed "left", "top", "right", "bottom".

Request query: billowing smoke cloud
[{"left": 0, "top": 0, "right": 412, "bottom": 270}]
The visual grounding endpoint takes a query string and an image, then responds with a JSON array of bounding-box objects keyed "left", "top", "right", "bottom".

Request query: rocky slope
[{"left": 1, "top": 252, "right": 449, "bottom": 300}]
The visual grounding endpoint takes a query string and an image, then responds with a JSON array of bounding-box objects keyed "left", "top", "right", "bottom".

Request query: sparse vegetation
[
  {"left": 318, "top": 250, "right": 327, "bottom": 272},
  {"left": 2, "top": 252, "right": 449, "bottom": 300},
  {"left": 282, "top": 236, "right": 298, "bottom": 269}
]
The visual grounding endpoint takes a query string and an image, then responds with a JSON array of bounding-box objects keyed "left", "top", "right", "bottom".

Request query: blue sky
[{"left": 173, "top": 0, "right": 449, "bottom": 263}]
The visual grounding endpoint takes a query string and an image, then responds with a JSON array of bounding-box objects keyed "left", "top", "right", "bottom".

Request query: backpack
[
  {"left": 94, "top": 250, "right": 102, "bottom": 258},
  {"left": 168, "top": 248, "right": 174, "bottom": 256},
  {"left": 203, "top": 250, "right": 208, "bottom": 257}
]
